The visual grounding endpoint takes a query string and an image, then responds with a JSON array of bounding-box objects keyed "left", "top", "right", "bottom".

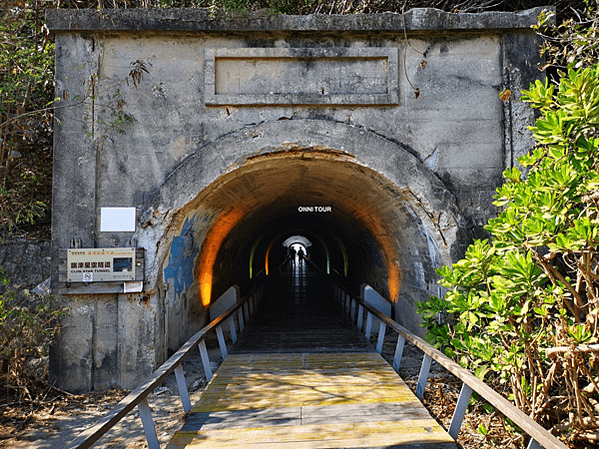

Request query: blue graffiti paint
[{"left": 164, "top": 217, "right": 199, "bottom": 302}]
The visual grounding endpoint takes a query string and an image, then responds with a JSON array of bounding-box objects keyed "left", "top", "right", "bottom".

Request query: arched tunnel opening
[
  {"left": 282, "top": 235, "right": 312, "bottom": 268},
  {"left": 193, "top": 149, "right": 400, "bottom": 306},
  {"left": 157, "top": 142, "right": 458, "bottom": 353}
]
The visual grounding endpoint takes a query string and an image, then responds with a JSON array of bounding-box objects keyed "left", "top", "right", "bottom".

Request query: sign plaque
[{"left": 67, "top": 248, "right": 136, "bottom": 282}]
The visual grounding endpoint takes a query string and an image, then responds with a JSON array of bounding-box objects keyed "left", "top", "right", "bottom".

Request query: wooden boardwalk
[
  {"left": 166, "top": 262, "right": 456, "bottom": 448},
  {"left": 166, "top": 352, "right": 456, "bottom": 448}
]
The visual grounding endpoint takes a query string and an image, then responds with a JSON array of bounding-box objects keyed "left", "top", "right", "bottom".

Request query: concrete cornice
[{"left": 46, "top": 6, "right": 555, "bottom": 33}]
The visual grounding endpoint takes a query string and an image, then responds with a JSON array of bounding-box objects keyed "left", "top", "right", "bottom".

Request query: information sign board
[{"left": 67, "top": 248, "right": 136, "bottom": 282}]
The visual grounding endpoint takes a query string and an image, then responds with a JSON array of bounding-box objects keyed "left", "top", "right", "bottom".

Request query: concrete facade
[{"left": 47, "top": 7, "right": 551, "bottom": 392}]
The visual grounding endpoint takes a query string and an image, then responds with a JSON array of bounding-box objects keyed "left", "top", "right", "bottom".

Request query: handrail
[
  {"left": 69, "top": 256, "right": 566, "bottom": 449},
  {"left": 305, "top": 259, "right": 568, "bottom": 449},
  {"left": 66, "top": 264, "right": 281, "bottom": 449}
]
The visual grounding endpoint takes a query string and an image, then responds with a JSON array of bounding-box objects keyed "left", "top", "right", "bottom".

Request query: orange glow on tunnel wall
[
  {"left": 198, "top": 207, "right": 244, "bottom": 307},
  {"left": 387, "top": 262, "right": 401, "bottom": 303},
  {"left": 352, "top": 207, "right": 401, "bottom": 303}
]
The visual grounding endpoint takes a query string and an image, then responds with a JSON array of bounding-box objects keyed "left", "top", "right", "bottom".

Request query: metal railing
[
  {"left": 325, "top": 272, "right": 569, "bottom": 449},
  {"left": 66, "top": 273, "right": 272, "bottom": 449},
  {"left": 67, "top": 255, "right": 568, "bottom": 449}
]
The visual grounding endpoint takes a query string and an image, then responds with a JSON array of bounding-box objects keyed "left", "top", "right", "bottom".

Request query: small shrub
[{"left": 0, "top": 272, "right": 65, "bottom": 401}]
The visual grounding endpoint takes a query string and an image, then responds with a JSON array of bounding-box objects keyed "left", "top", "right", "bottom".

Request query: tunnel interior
[
  {"left": 229, "top": 253, "right": 376, "bottom": 354},
  {"left": 158, "top": 147, "right": 450, "bottom": 352}
]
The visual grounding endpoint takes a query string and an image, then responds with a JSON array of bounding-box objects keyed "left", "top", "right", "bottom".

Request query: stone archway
[{"left": 134, "top": 119, "right": 465, "bottom": 351}]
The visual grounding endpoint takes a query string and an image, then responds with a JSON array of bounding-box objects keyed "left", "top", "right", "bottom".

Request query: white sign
[
  {"left": 67, "top": 248, "right": 136, "bottom": 282},
  {"left": 101, "top": 207, "right": 136, "bottom": 232},
  {"left": 124, "top": 281, "right": 144, "bottom": 293}
]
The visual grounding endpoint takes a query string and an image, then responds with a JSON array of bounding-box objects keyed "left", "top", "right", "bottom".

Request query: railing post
[
  {"left": 229, "top": 316, "right": 238, "bottom": 343},
  {"left": 357, "top": 305, "right": 364, "bottom": 331},
  {"left": 415, "top": 353, "right": 432, "bottom": 400},
  {"left": 243, "top": 301, "right": 250, "bottom": 323},
  {"left": 199, "top": 339, "right": 213, "bottom": 381},
  {"left": 249, "top": 295, "right": 255, "bottom": 317},
  {"left": 237, "top": 307, "right": 245, "bottom": 332},
  {"left": 174, "top": 364, "right": 192, "bottom": 413},
  {"left": 365, "top": 312, "right": 373, "bottom": 339},
  {"left": 216, "top": 325, "right": 228, "bottom": 359},
  {"left": 393, "top": 334, "right": 405, "bottom": 372},
  {"left": 448, "top": 382, "right": 472, "bottom": 439},
  {"left": 526, "top": 439, "right": 542, "bottom": 449},
  {"left": 138, "top": 397, "right": 160, "bottom": 449},
  {"left": 376, "top": 322, "right": 386, "bottom": 353}
]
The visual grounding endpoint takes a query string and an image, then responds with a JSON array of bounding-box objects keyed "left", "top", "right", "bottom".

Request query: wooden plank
[
  {"left": 191, "top": 395, "right": 419, "bottom": 413},
  {"left": 195, "top": 383, "right": 415, "bottom": 399},
  {"left": 181, "top": 403, "right": 433, "bottom": 431},
  {"left": 206, "top": 371, "right": 407, "bottom": 387},
  {"left": 192, "top": 390, "right": 418, "bottom": 409},
  {"left": 217, "top": 353, "right": 389, "bottom": 371},
  {"left": 168, "top": 352, "right": 456, "bottom": 448},
  {"left": 167, "top": 420, "right": 454, "bottom": 449}
]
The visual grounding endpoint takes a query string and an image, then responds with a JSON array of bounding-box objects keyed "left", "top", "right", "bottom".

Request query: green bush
[
  {"left": 417, "top": 11, "right": 599, "bottom": 443},
  {"left": 0, "top": 3, "right": 55, "bottom": 237},
  {"left": 0, "top": 275, "right": 65, "bottom": 400}
]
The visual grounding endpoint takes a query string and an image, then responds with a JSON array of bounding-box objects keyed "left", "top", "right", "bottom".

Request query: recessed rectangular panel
[{"left": 205, "top": 47, "right": 398, "bottom": 106}]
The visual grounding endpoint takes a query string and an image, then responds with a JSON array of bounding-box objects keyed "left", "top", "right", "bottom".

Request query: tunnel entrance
[
  {"left": 147, "top": 120, "right": 463, "bottom": 353},
  {"left": 47, "top": 8, "right": 546, "bottom": 391}
]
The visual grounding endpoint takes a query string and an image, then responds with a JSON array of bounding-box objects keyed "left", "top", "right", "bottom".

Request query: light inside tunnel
[
  {"left": 249, "top": 238, "right": 259, "bottom": 279},
  {"left": 353, "top": 204, "right": 401, "bottom": 303},
  {"left": 198, "top": 207, "right": 244, "bottom": 306},
  {"left": 333, "top": 234, "right": 349, "bottom": 277}
]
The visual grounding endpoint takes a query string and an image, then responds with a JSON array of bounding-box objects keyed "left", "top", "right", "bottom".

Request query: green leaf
[{"left": 474, "top": 365, "right": 490, "bottom": 380}]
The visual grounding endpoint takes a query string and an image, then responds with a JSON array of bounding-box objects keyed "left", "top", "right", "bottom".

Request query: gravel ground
[{"left": 0, "top": 348, "right": 217, "bottom": 449}]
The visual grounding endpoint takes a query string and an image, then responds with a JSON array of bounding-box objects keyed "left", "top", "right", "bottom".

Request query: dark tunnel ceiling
[{"left": 200, "top": 149, "right": 407, "bottom": 231}]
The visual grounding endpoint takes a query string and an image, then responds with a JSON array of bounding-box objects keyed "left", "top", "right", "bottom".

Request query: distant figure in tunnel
[{"left": 297, "top": 247, "right": 305, "bottom": 259}]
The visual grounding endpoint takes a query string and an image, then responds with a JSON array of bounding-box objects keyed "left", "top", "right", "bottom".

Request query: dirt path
[{"left": 0, "top": 350, "right": 212, "bottom": 449}]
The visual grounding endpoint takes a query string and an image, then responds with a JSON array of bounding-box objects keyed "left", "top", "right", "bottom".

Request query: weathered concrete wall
[
  {"left": 0, "top": 240, "right": 50, "bottom": 287},
  {"left": 47, "top": 7, "right": 552, "bottom": 392}
]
